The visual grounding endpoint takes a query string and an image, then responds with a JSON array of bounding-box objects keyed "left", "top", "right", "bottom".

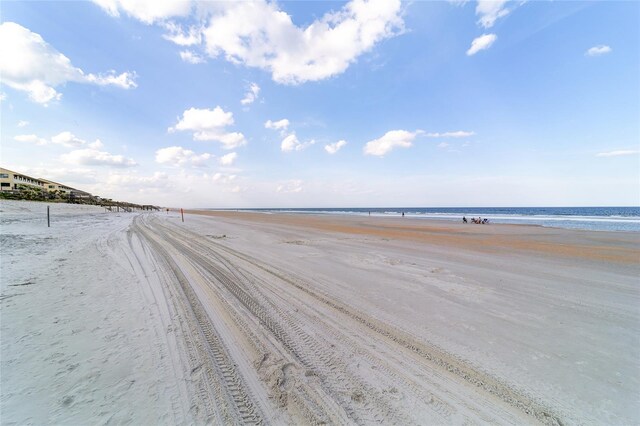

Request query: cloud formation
[
  {"left": 426, "top": 131, "right": 475, "bottom": 138},
  {"left": 52, "top": 131, "right": 103, "bottom": 149},
  {"left": 179, "top": 50, "right": 206, "bottom": 64},
  {"left": 202, "top": 0, "right": 403, "bottom": 84},
  {"left": 98, "top": 0, "right": 404, "bottom": 85},
  {"left": 163, "top": 22, "right": 201, "bottom": 45},
  {"left": 169, "top": 107, "right": 246, "bottom": 149},
  {"left": 0, "top": 22, "right": 137, "bottom": 104},
  {"left": 277, "top": 179, "right": 303, "bottom": 193},
  {"left": 281, "top": 133, "right": 315, "bottom": 152},
  {"left": 325, "top": 140, "right": 347, "bottom": 154},
  {"left": 467, "top": 33, "right": 497, "bottom": 55},
  {"left": 14, "top": 134, "right": 47, "bottom": 146},
  {"left": 596, "top": 150, "right": 638, "bottom": 157},
  {"left": 586, "top": 45, "right": 612, "bottom": 57},
  {"left": 364, "top": 130, "right": 422, "bottom": 156},
  {"left": 265, "top": 119, "right": 290, "bottom": 133},
  {"left": 155, "top": 146, "right": 211, "bottom": 167},
  {"left": 240, "top": 83, "right": 260, "bottom": 105},
  {"left": 92, "top": 0, "right": 192, "bottom": 24},
  {"left": 15, "top": 131, "right": 103, "bottom": 149},
  {"left": 475, "top": 0, "right": 510, "bottom": 28},
  {"left": 61, "top": 149, "right": 137, "bottom": 167},
  {"left": 219, "top": 152, "right": 238, "bottom": 166}
]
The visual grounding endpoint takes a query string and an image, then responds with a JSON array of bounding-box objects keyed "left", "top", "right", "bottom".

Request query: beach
[{"left": 2, "top": 201, "right": 639, "bottom": 424}]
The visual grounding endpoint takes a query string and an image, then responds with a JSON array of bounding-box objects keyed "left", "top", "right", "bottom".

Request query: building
[
  {"left": 0, "top": 167, "right": 46, "bottom": 192},
  {"left": 39, "top": 178, "right": 75, "bottom": 194},
  {"left": 0, "top": 167, "right": 93, "bottom": 199}
]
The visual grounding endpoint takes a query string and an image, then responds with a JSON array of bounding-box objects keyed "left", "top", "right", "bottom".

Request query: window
[
  {"left": 49, "top": 185, "right": 55, "bottom": 188},
  {"left": 1, "top": 182, "right": 9, "bottom": 187},
  {"left": 0, "top": 174, "right": 8, "bottom": 178}
]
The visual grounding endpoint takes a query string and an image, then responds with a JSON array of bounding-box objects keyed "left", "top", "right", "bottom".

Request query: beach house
[
  {"left": 0, "top": 167, "right": 46, "bottom": 192},
  {"left": 0, "top": 167, "right": 94, "bottom": 201},
  {"left": 39, "top": 178, "right": 75, "bottom": 194}
]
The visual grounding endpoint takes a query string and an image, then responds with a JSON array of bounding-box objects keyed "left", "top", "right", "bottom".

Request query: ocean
[{"left": 240, "top": 207, "right": 640, "bottom": 232}]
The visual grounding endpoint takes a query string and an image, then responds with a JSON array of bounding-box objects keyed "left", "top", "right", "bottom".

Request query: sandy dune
[{"left": 2, "top": 202, "right": 639, "bottom": 424}]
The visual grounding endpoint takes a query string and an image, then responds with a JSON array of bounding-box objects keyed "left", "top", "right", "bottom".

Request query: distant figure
[
  {"left": 402, "top": 212, "right": 405, "bottom": 217},
  {"left": 369, "top": 211, "right": 371, "bottom": 216},
  {"left": 482, "top": 218, "right": 489, "bottom": 224},
  {"left": 463, "top": 216, "right": 467, "bottom": 223}
]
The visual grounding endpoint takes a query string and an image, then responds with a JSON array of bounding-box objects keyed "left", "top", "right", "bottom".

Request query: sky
[{"left": 1, "top": 0, "right": 638, "bottom": 208}]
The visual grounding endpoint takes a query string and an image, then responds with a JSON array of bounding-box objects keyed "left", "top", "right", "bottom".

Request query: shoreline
[
  {"left": 188, "top": 207, "right": 640, "bottom": 233},
  {"left": 186, "top": 209, "right": 640, "bottom": 264}
]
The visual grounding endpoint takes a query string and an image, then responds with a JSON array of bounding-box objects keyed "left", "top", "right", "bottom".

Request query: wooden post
[
  {"left": 181, "top": 208, "right": 184, "bottom": 222},
  {"left": 47, "top": 205, "right": 50, "bottom": 227}
]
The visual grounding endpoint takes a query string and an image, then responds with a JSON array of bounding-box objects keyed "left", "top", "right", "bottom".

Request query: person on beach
[
  {"left": 463, "top": 216, "right": 467, "bottom": 223},
  {"left": 402, "top": 212, "right": 405, "bottom": 217}
]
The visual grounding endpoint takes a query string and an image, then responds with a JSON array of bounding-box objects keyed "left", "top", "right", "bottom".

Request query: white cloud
[
  {"left": 14, "top": 131, "right": 104, "bottom": 149},
  {"left": 281, "top": 134, "right": 301, "bottom": 152},
  {"left": 0, "top": 92, "right": 6, "bottom": 101},
  {"left": 0, "top": 22, "right": 137, "bottom": 105},
  {"left": 51, "top": 131, "right": 87, "bottom": 148},
  {"left": 95, "top": 0, "right": 404, "bottom": 85},
  {"left": 105, "top": 171, "right": 169, "bottom": 186},
  {"left": 240, "top": 82, "right": 260, "bottom": 105},
  {"left": 437, "top": 142, "right": 450, "bottom": 149},
  {"left": 281, "top": 133, "right": 315, "bottom": 152},
  {"left": 201, "top": 0, "right": 404, "bottom": 84},
  {"left": 155, "top": 146, "right": 211, "bottom": 167},
  {"left": 363, "top": 130, "right": 422, "bottom": 156},
  {"left": 596, "top": 150, "right": 639, "bottom": 157},
  {"left": 213, "top": 173, "right": 237, "bottom": 184},
  {"left": 163, "top": 22, "right": 201, "bottom": 46},
  {"left": 466, "top": 33, "right": 497, "bottom": 56},
  {"left": 476, "top": 0, "right": 510, "bottom": 28},
  {"left": 265, "top": 119, "right": 290, "bottom": 132},
  {"left": 17, "top": 120, "right": 29, "bottom": 127},
  {"left": 219, "top": 152, "right": 238, "bottom": 166},
  {"left": 171, "top": 106, "right": 233, "bottom": 131},
  {"left": 84, "top": 70, "right": 137, "bottom": 88},
  {"left": 325, "top": 140, "right": 347, "bottom": 154},
  {"left": 61, "top": 149, "right": 137, "bottom": 167},
  {"left": 92, "top": 0, "right": 192, "bottom": 24},
  {"left": 277, "top": 179, "right": 303, "bottom": 193},
  {"left": 14, "top": 134, "right": 47, "bottom": 146},
  {"left": 169, "top": 107, "right": 246, "bottom": 149},
  {"left": 179, "top": 50, "right": 206, "bottom": 64},
  {"left": 586, "top": 45, "right": 612, "bottom": 57},
  {"left": 49, "top": 131, "right": 105, "bottom": 149},
  {"left": 426, "top": 130, "right": 475, "bottom": 138}
]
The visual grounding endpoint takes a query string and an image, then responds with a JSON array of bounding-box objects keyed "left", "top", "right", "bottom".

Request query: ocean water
[{"left": 242, "top": 207, "right": 640, "bottom": 232}]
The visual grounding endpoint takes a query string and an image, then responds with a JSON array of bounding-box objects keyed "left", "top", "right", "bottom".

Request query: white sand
[
  {"left": 0, "top": 201, "right": 191, "bottom": 425},
  {"left": 2, "top": 201, "right": 638, "bottom": 425}
]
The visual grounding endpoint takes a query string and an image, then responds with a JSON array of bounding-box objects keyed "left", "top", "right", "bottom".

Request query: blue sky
[{"left": 1, "top": 0, "right": 638, "bottom": 207}]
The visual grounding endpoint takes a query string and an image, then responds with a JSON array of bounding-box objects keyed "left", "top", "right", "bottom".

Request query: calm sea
[{"left": 238, "top": 207, "right": 640, "bottom": 232}]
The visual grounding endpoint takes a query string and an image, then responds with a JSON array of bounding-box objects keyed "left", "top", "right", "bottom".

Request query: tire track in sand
[
  {"left": 132, "top": 217, "right": 263, "bottom": 425},
  {"left": 168, "top": 220, "right": 564, "bottom": 426},
  {"left": 149, "top": 217, "right": 407, "bottom": 425}
]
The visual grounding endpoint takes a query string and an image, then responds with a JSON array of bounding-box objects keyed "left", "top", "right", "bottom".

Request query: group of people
[{"left": 462, "top": 216, "right": 489, "bottom": 224}]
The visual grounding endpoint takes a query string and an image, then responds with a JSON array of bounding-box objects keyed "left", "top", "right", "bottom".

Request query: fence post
[
  {"left": 181, "top": 208, "right": 184, "bottom": 222},
  {"left": 47, "top": 205, "right": 50, "bottom": 227}
]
